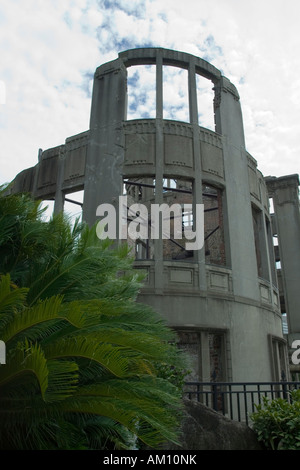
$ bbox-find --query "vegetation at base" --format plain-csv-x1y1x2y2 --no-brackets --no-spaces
0,187,187,450
251,389,300,450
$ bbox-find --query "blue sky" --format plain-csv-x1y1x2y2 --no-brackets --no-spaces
1,0,300,185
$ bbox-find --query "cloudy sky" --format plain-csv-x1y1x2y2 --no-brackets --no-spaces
1,0,300,186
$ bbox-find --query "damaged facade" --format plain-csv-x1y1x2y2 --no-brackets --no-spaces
9,48,300,383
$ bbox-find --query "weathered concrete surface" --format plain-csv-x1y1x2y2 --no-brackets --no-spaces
266,174,300,334
8,47,291,385
167,399,263,450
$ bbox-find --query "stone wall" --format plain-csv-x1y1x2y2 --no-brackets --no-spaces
165,399,263,450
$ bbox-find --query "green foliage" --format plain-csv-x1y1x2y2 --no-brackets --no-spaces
154,346,191,392
0,189,185,450
251,389,300,450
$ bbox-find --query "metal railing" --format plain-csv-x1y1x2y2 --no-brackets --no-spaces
184,381,300,425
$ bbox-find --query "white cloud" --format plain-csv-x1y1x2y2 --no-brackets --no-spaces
0,0,299,185
0,0,102,183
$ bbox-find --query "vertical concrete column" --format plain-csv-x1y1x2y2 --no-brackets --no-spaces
267,175,300,334
215,78,259,300
188,59,206,290
260,209,278,307
188,58,198,126
200,331,211,381
53,147,66,215
82,58,127,226
32,149,42,199
154,51,164,293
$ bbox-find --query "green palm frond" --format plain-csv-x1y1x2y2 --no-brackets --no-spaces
83,416,138,450
0,191,186,450
0,339,48,399
1,296,89,348
58,393,180,447
44,359,79,402
44,337,134,378
1,295,63,344
71,328,175,365
0,274,28,329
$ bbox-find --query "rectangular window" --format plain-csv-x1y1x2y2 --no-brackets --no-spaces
127,65,156,120
252,206,273,281
163,66,189,122
196,74,215,130
161,178,194,261
123,177,155,260
203,184,226,266
40,199,55,221
177,329,227,384
64,189,84,224
270,336,288,382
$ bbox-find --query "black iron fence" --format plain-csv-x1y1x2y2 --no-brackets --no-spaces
184,381,300,425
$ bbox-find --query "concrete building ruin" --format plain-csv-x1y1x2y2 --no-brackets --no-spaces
9,48,300,384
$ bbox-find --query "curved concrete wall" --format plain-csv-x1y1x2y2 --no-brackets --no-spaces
9,48,287,383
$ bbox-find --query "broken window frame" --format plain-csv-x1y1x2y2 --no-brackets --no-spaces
203,183,226,266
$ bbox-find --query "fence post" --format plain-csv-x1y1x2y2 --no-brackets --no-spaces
281,370,288,400
184,381,300,422
212,383,218,411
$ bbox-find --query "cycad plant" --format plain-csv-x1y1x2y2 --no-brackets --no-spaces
0,189,185,450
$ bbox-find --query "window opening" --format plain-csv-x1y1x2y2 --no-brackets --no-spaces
266,217,277,286
124,180,227,264
40,200,55,221
123,178,196,261
203,184,226,266
63,189,84,224
177,329,227,407
252,206,269,280
163,65,189,122
269,197,275,214
196,74,215,130
271,337,288,382
123,177,155,259
282,313,288,335
210,333,225,381
127,65,156,120
177,330,202,384
161,178,194,260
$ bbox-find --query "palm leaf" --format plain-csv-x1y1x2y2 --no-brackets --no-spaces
1,295,63,344
57,394,180,447
0,274,28,321
0,191,185,450
1,297,89,348
44,337,134,378
0,339,48,399
71,328,174,365
44,359,79,402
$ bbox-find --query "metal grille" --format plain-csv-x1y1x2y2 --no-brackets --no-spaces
184,381,300,425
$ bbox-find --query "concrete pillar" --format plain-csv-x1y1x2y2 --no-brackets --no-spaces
154,51,164,292
266,175,300,334
82,58,127,226
53,147,65,215
188,58,206,290
214,77,259,300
